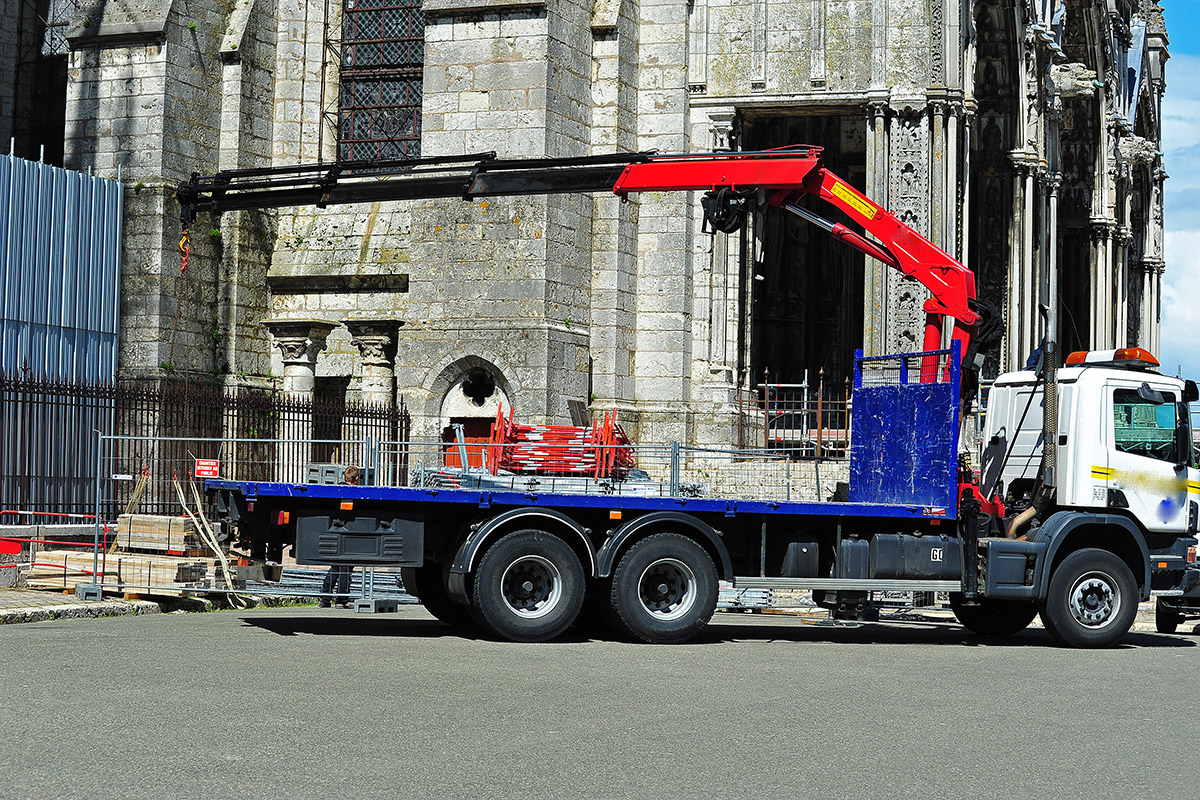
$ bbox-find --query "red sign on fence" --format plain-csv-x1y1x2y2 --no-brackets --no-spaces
194,459,220,478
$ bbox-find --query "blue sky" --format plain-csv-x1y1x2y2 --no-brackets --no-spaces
1158,1,1200,376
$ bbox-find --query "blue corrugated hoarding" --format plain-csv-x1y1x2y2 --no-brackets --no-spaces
0,152,123,380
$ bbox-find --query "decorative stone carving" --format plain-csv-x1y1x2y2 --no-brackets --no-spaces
345,318,405,406
346,319,403,366
887,110,930,352
931,0,944,83
263,319,337,364
1049,63,1098,98
273,338,311,361
262,318,338,396
1118,135,1158,165
709,111,736,151
1024,31,1042,149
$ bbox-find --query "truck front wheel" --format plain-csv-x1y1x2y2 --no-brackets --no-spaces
471,530,585,643
1040,548,1138,648
607,533,718,644
949,596,1038,637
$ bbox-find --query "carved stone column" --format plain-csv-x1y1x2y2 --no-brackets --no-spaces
862,98,890,357
1088,220,1116,348
262,318,338,397
929,98,947,250
262,318,338,483
345,319,404,407
1046,174,1062,357
1114,225,1134,345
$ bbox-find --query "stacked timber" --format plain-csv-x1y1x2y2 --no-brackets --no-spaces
115,514,207,557
24,549,214,595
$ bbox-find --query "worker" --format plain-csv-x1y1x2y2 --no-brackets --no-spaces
318,465,360,608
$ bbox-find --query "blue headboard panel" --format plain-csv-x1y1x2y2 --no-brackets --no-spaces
849,345,961,511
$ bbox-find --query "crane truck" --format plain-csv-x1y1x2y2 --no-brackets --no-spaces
178,146,1199,647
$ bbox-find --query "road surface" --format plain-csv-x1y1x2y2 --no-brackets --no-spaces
0,605,1194,799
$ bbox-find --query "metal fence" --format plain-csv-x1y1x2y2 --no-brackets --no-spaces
0,373,409,516
374,439,848,503
6,429,855,599
17,433,413,601
740,369,853,458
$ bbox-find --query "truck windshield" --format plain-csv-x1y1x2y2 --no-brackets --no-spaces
1113,388,1177,462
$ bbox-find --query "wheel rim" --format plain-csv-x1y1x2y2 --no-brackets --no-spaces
637,558,697,621
1068,570,1122,629
500,555,562,619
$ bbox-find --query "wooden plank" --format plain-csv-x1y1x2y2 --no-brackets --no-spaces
26,549,215,592
115,514,206,555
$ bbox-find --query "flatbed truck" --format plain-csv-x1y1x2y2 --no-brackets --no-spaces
180,147,1199,647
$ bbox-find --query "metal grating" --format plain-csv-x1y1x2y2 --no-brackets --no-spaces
338,0,424,161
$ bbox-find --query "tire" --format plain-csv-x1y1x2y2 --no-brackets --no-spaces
1040,548,1138,648
1155,599,1183,634
471,529,585,643
607,533,718,644
949,596,1038,637
401,564,475,630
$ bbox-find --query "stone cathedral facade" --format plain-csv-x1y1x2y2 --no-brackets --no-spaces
42,0,1168,445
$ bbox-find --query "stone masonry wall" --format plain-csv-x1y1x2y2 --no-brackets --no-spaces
54,0,1165,456
631,0,693,445
269,0,604,437
215,0,278,380
588,0,639,411
66,0,233,378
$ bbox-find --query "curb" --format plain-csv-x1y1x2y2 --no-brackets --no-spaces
0,600,161,625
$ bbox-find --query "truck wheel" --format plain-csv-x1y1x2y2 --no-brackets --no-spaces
471,530,584,643
401,565,474,630
607,533,718,644
1155,599,1183,634
1040,548,1138,648
949,596,1038,637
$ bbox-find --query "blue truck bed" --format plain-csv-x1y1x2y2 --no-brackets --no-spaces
207,346,963,522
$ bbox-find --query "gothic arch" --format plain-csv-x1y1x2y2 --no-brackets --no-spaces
421,351,522,427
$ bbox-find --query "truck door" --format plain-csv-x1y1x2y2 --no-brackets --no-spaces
1106,383,1190,534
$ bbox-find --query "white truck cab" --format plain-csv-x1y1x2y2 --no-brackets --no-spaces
983,347,1199,538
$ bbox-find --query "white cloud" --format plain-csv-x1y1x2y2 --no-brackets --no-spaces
1163,99,1200,153
1161,55,1200,378
1159,230,1200,378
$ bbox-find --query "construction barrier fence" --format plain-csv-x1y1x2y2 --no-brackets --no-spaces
3,427,852,603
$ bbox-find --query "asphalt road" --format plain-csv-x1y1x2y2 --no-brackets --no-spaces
0,606,1196,800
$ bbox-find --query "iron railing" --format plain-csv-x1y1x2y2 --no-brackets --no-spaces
739,368,853,458
0,374,410,516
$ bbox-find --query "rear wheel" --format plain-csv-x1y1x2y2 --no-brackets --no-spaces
1155,599,1183,634
471,530,585,643
401,564,474,630
949,596,1038,637
607,533,718,644
1040,548,1138,648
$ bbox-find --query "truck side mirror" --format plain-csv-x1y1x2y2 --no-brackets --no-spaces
1185,380,1199,404
1176,401,1193,469
1138,382,1166,404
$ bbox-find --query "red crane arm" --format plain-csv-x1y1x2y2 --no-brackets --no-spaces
177,145,982,373
614,147,979,363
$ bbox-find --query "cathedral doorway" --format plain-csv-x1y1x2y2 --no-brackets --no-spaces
739,113,866,389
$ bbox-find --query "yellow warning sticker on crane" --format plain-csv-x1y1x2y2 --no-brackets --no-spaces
830,181,879,221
